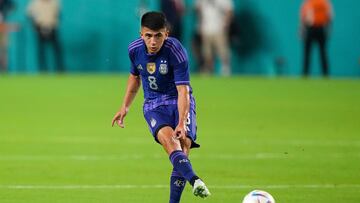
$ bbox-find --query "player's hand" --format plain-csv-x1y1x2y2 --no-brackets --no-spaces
111,107,128,128
174,123,187,141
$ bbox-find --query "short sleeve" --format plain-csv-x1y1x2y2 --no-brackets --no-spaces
129,49,139,76
166,38,190,85
173,61,190,86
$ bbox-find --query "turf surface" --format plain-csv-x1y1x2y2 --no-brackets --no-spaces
0,75,359,202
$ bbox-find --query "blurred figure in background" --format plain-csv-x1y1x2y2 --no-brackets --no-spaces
27,0,64,73
160,0,184,41
0,0,15,72
300,0,333,77
0,0,14,18
191,7,204,73
195,0,233,76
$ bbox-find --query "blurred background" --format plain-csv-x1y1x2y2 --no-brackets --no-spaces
1,1,360,202
1,0,359,76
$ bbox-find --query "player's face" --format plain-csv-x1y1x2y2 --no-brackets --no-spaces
141,27,168,54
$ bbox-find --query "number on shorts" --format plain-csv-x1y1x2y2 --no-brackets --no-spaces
186,113,191,132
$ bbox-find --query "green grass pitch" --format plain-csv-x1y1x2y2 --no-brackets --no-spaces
0,74,359,202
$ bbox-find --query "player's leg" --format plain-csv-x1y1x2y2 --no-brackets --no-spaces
180,137,210,198
144,105,210,199
180,100,210,198
169,168,186,203
157,128,210,199
143,108,186,202
168,136,191,203
157,127,198,183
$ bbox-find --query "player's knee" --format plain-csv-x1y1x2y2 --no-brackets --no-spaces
158,135,181,154
159,134,177,146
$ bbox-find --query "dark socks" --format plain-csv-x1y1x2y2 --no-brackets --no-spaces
169,150,198,185
169,169,186,203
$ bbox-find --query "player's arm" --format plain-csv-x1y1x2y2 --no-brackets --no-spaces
174,85,190,140
111,74,141,128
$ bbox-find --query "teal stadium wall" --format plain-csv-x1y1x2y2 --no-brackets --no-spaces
6,0,360,76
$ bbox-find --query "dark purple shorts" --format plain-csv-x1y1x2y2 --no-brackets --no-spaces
143,103,200,148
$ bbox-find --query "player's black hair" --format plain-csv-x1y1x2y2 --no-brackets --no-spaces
141,11,168,30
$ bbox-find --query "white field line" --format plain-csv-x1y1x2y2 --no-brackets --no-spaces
0,153,359,161
0,184,359,190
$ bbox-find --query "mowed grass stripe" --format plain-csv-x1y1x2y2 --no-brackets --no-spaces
1,184,360,190
0,152,359,161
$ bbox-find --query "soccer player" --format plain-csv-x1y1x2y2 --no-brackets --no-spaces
111,11,211,202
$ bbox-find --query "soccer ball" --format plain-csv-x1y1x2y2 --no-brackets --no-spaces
242,190,275,203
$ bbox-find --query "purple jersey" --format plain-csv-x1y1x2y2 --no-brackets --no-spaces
128,37,193,112
128,37,199,148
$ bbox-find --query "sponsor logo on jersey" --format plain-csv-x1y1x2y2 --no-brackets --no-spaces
150,118,157,127
147,63,156,74
137,64,143,70
159,64,168,75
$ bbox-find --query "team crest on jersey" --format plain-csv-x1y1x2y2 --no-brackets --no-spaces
137,64,143,70
147,63,156,74
159,64,168,75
